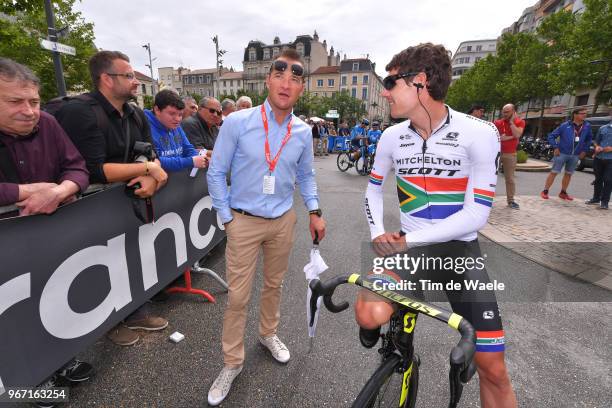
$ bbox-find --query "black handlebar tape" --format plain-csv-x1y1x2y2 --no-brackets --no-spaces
324,294,349,313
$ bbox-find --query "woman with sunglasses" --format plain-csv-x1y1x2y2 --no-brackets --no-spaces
357,43,517,408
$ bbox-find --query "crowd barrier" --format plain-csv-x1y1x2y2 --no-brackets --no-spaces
0,170,225,392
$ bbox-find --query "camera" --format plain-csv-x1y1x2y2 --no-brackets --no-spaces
132,141,157,163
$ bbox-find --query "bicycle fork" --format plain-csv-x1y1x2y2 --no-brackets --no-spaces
387,309,421,407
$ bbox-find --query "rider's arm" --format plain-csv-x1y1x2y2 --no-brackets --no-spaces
403,125,500,246
364,131,393,239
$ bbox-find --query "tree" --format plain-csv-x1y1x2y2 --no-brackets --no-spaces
538,0,612,114
0,0,97,101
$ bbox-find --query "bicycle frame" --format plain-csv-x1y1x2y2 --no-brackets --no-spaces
309,273,477,408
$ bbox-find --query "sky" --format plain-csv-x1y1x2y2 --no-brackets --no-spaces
73,0,537,79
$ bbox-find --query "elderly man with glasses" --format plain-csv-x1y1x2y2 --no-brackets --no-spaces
181,96,222,151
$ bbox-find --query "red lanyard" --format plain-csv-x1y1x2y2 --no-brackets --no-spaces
261,104,293,173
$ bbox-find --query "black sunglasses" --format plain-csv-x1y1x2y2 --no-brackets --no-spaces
207,108,222,116
382,72,419,91
270,60,304,77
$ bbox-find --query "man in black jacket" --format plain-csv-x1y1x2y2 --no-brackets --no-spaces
55,50,169,346
181,96,221,151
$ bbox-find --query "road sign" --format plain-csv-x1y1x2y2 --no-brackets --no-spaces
325,112,339,118
328,109,338,114
40,39,76,56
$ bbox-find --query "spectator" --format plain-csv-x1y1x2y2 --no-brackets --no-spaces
206,48,326,406
55,50,169,346
145,89,208,172
467,104,485,119
236,95,252,110
338,121,350,137
350,119,369,161
540,108,592,201
586,118,612,210
311,118,320,155
318,121,329,156
0,57,93,404
221,98,236,120
182,96,198,119
494,104,524,209
182,96,221,151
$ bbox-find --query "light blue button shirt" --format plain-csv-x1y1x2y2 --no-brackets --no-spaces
207,99,319,223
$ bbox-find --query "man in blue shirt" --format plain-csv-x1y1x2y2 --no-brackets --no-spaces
586,119,612,209
145,89,208,172
206,48,326,406
541,108,592,200
350,118,369,160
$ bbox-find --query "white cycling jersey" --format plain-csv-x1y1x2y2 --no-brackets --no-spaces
364,106,501,246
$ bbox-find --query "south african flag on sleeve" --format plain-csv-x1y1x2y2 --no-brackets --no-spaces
474,188,494,207
476,330,505,352
369,172,384,186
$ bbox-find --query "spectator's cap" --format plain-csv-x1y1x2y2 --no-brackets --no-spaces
361,119,370,126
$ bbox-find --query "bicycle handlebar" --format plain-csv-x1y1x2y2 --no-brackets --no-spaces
308,274,477,408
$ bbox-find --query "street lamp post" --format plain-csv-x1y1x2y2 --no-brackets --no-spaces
212,35,227,98
43,0,67,96
142,43,156,95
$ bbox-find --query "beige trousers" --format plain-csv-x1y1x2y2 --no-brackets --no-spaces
501,153,517,203
222,209,297,366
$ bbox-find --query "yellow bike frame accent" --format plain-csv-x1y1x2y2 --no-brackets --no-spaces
399,360,414,406
403,311,417,334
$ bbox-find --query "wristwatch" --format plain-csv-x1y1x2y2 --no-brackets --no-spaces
309,209,323,217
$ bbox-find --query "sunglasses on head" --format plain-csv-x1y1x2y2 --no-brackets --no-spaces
207,108,222,116
382,72,420,91
270,60,304,77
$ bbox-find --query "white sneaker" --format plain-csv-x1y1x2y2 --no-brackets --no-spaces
207,365,243,406
259,335,291,363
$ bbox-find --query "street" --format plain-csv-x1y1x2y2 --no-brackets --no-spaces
59,155,611,408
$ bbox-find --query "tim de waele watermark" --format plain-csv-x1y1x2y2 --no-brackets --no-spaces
371,253,505,291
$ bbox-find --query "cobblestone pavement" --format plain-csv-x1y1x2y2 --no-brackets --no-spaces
481,195,612,290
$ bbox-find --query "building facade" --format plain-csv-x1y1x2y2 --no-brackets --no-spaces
181,68,229,98
339,58,389,122
308,66,340,98
217,71,244,96
451,39,497,81
134,71,154,108
242,31,340,94
157,66,187,94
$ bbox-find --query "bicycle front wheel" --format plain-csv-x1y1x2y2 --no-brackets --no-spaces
352,354,419,408
337,152,351,172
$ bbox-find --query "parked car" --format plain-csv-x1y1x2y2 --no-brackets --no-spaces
576,116,611,171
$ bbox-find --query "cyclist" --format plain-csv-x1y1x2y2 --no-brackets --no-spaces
350,119,370,161
358,43,517,408
367,121,382,156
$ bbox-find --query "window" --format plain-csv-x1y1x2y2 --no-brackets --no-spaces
466,46,472,51
223,80,227,87
464,57,470,63
249,48,256,61
351,88,356,98
352,75,357,85
363,75,369,85
352,62,359,71
328,78,334,87
362,87,368,100
575,94,589,106
263,48,270,59
476,45,482,51
141,84,146,94
341,76,347,86
296,43,305,56
317,79,324,87
273,47,280,57
475,57,481,62
331,92,336,98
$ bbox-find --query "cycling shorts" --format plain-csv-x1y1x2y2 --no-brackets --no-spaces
366,240,505,352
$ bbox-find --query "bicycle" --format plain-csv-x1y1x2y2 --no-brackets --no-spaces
309,273,477,408
355,144,376,176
